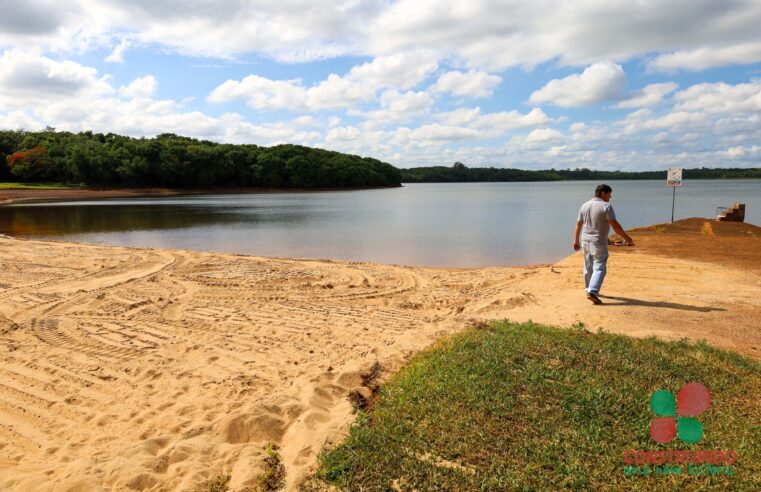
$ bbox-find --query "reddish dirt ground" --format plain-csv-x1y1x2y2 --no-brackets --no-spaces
615,218,761,273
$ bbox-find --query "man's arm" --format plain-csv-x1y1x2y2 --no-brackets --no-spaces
573,221,583,251
609,219,634,245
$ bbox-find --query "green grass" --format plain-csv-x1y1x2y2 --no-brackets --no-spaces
204,473,231,492
0,182,77,189
259,444,286,491
311,321,761,491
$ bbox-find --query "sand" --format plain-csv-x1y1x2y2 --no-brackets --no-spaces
0,219,760,490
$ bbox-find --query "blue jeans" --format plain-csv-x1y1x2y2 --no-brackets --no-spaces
583,242,608,295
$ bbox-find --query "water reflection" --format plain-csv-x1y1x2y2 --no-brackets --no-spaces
0,203,318,236
1,181,758,267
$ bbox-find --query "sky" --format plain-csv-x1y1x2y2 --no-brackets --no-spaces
1,1,760,171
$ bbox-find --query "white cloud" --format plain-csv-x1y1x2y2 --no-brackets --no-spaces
105,36,130,63
320,106,761,168
718,145,760,158
409,123,479,141
712,113,761,137
568,123,619,146
436,107,550,131
525,128,565,144
221,113,321,145
649,42,761,72
208,75,307,110
208,51,439,112
326,107,553,164
383,88,432,112
430,70,502,98
290,116,320,128
0,50,112,109
368,1,761,71
325,125,362,142
615,82,678,109
2,95,326,147
0,110,43,130
31,96,218,138
322,125,398,158
435,107,480,126
1,0,760,73
0,0,76,37
0,51,320,146
353,90,433,126
623,110,710,134
348,51,438,89
211,72,375,111
307,73,377,109
123,1,384,61
1,0,381,61
119,75,157,98
673,81,761,113
529,62,626,107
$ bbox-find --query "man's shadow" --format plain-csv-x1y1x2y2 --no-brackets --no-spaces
597,295,726,313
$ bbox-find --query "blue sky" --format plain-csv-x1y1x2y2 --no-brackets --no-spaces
1,0,760,170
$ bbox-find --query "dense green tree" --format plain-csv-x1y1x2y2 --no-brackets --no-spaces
0,130,24,179
1,129,402,188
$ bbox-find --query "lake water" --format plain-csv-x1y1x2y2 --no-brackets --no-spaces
2,180,759,267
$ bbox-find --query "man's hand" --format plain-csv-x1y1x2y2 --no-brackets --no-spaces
573,221,583,252
609,219,634,246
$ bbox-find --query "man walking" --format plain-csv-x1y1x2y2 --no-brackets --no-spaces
573,184,634,304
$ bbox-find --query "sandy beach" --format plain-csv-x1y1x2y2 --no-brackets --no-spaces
1,218,760,490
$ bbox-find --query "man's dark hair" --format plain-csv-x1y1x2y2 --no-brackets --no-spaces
595,184,612,197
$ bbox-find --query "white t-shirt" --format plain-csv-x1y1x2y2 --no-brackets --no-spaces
577,197,616,247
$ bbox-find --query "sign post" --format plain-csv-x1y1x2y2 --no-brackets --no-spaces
667,167,683,223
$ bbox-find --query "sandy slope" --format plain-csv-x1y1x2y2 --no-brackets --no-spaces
0,220,759,490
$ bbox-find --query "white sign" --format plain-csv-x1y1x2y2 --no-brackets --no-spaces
667,167,683,187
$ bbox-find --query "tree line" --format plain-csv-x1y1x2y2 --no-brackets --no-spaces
0,129,402,189
401,162,761,182
3,130,757,189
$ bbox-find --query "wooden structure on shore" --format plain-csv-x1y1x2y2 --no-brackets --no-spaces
717,203,746,222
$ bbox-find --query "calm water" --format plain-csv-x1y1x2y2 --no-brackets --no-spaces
2,180,759,267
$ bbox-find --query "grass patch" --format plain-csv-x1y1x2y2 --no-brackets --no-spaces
204,473,231,492
259,443,286,491
314,321,761,490
348,361,383,411
0,182,77,190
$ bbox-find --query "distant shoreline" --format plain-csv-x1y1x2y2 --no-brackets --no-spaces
0,185,401,206
5,177,760,206
401,177,761,183
400,165,761,183
400,176,761,183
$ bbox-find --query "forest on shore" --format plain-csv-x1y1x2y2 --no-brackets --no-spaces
2,129,758,189
0,129,402,189
401,162,761,182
